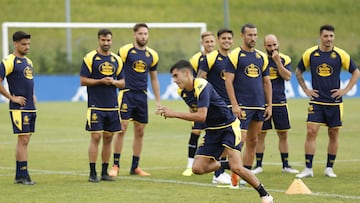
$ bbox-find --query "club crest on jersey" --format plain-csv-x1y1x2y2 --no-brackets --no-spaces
133,60,147,73
269,67,278,80
23,66,33,79
330,52,337,59
98,62,115,76
145,51,150,58
316,63,332,77
244,64,260,78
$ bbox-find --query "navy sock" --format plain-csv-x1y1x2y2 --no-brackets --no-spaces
188,133,199,158
101,163,109,176
131,156,140,171
305,154,314,168
256,183,269,197
113,153,121,167
326,154,336,168
281,153,289,168
244,165,252,170
18,161,28,178
89,163,96,176
220,160,230,170
255,153,264,167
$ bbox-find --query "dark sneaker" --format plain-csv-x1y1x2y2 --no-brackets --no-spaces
14,176,36,185
101,175,115,181
88,175,99,183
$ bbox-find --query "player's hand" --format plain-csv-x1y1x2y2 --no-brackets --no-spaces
11,95,27,106
156,106,174,119
263,105,272,121
272,49,281,62
101,77,114,85
232,105,242,119
330,89,345,100
304,89,319,100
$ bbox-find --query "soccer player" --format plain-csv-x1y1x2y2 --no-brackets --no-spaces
197,28,234,184
182,31,216,177
224,23,272,186
251,34,299,175
110,23,161,176
157,60,274,203
295,24,360,178
0,31,36,185
80,29,125,182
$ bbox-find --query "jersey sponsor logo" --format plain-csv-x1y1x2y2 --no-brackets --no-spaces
269,67,278,80
316,63,333,77
23,66,33,79
244,64,260,78
98,61,115,76
132,60,147,73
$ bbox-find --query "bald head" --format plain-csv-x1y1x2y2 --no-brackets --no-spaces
264,34,279,56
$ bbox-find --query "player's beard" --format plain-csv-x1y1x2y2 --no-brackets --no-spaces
136,38,148,48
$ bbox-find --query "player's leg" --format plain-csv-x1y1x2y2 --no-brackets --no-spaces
325,127,339,177
252,131,266,174
192,156,221,175
277,131,298,173
109,120,128,176
130,121,150,176
88,132,102,182
100,131,115,181
242,120,263,169
226,148,273,202
182,128,201,176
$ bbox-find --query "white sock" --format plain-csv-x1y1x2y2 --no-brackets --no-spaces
187,158,194,168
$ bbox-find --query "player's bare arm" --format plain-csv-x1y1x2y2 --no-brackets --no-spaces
295,68,319,99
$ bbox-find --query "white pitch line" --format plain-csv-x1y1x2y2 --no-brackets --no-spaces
0,167,359,200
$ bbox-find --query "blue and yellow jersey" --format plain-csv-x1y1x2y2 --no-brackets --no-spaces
0,54,35,110
189,51,205,77
268,53,292,104
118,43,159,91
80,50,124,109
199,50,230,105
178,78,235,128
298,46,358,104
225,47,269,108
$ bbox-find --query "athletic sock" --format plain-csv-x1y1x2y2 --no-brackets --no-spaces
220,160,230,170
17,161,28,178
255,153,264,168
113,153,121,167
89,162,96,177
188,133,199,158
256,183,269,197
244,165,252,170
305,154,314,168
131,156,140,171
326,154,336,168
281,152,289,168
101,163,109,176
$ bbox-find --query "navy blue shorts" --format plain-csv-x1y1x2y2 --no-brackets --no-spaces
262,104,291,131
196,119,241,160
239,109,265,130
86,108,121,132
307,103,342,127
10,110,36,134
119,90,148,123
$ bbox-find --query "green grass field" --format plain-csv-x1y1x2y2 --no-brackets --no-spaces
0,99,359,203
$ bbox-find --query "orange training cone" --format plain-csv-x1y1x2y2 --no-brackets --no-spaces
285,179,312,194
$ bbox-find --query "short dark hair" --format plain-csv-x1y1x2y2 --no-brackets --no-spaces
12,31,31,42
98,29,112,38
241,23,256,34
133,23,148,32
320,24,335,34
170,60,193,74
217,28,233,38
